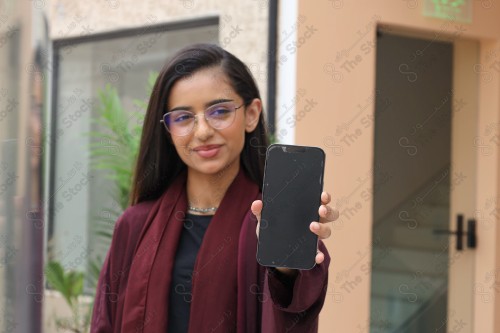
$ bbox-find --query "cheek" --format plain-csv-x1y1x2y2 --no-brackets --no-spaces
226,125,246,154
172,137,192,160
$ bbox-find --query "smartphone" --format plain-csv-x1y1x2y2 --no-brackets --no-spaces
256,144,325,270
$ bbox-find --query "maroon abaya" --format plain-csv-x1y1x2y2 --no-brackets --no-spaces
90,167,330,332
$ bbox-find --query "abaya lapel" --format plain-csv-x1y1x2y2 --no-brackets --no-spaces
121,170,188,332
121,167,260,333
188,168,259,333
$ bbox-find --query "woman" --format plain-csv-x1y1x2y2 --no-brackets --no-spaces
90,43,338,333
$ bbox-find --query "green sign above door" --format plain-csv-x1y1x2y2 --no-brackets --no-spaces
423,0,472,23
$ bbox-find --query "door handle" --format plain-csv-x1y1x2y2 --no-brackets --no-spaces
433,214,477,251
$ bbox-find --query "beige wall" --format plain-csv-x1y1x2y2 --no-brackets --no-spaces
49,0,269,110
295,1,500,332
476,39,500,333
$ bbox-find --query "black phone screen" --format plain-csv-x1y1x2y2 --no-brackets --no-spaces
256,144,325,270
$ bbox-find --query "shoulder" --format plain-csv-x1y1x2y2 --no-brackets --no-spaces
105,199,158,271
112,199,157,241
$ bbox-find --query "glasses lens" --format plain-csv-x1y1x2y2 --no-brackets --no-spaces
164,110,195,136
206,103,236,129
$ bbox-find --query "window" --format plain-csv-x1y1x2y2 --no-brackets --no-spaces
49,17,218,284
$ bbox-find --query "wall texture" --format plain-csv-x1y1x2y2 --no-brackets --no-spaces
49,0,270,109
295,1,500,332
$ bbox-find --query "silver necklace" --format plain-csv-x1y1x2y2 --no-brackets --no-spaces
187,204,218,213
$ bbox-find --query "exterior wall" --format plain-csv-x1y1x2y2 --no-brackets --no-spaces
295,1,500,332
476,39,500,333
48,0,269,110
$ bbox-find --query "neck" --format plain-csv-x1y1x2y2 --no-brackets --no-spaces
186,161,241,215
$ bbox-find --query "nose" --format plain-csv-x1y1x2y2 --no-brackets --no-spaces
193,113,214,140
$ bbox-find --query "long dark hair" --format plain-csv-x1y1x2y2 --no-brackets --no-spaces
130,43,270,205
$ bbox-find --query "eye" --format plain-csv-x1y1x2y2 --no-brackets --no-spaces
171,111,194,123
208,105,232,117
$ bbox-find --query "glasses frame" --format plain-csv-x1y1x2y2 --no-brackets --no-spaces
160,102,245,136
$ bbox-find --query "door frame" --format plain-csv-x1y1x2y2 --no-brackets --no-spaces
377,24,500,333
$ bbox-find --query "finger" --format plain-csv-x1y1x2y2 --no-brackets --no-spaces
251,200,262,223
321,191,331,205
319,205,339,223
315,251,325,264
252,200,263,237
310,221,332,239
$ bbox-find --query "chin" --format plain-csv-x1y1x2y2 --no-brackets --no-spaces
193,159,238,176
191,162,226,175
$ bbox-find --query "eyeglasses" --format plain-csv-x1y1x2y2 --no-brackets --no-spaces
161,101,245,136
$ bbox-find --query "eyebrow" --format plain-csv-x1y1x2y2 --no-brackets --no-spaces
169,99,234,112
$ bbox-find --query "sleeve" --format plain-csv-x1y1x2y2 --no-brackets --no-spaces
90,212,131,333
90,250,115,333
262,240,330,332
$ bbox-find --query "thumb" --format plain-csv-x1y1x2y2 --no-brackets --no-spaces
251,200,263,237
251,200,263,222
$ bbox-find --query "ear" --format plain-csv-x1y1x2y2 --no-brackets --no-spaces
244,98,262,133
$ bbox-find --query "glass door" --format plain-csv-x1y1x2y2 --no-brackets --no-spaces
369,30,477,333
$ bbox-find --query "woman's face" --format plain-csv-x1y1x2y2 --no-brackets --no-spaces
167,66,261,176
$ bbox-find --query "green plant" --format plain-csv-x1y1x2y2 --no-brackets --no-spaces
45,72,157,332
89,72,157,212
45,261,91,333
89,72,157,241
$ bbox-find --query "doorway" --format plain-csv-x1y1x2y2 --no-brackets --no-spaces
370,29,478,333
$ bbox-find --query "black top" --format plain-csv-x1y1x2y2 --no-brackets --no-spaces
167,212,213,333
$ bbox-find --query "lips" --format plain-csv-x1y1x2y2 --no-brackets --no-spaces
193,144,222,158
